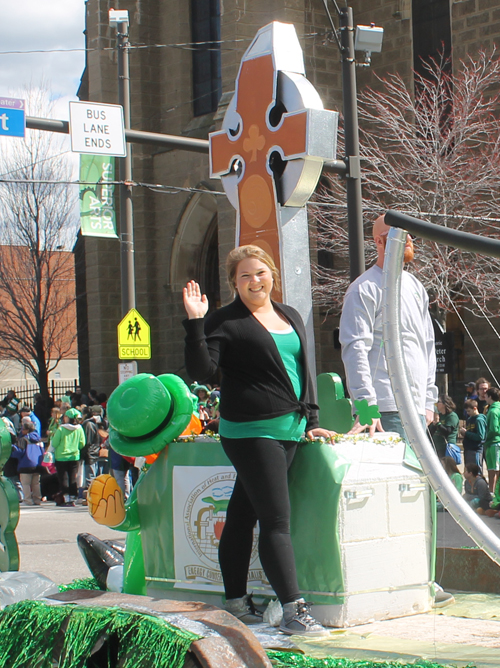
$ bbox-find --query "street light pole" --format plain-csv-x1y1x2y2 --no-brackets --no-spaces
339,6,365,282
321,1,365,282
116,18,136,314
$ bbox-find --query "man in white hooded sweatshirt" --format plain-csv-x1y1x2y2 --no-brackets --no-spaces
339,214,438,439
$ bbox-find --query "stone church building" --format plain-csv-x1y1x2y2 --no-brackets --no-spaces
76,0,500,401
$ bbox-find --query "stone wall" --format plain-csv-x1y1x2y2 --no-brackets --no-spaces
81,0,500,396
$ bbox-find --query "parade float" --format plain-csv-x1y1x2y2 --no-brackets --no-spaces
1,19,500,668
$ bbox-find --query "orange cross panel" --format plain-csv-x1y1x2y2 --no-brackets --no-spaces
210,55,308,176
209,51,311,299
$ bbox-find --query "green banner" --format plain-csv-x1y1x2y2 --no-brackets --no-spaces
79,154,118,238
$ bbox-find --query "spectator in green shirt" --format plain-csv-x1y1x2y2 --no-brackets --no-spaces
459,399,486,467
430,395,460,460
484,387,500,493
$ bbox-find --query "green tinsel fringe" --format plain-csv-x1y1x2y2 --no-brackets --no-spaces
266,651,477,668
59,576,103,592
0,600,200,668
0,600,69,668
0,601,479,668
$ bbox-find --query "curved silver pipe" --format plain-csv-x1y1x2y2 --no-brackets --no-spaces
382,227,500,565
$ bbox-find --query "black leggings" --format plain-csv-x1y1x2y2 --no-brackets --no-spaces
55,460,79,497
219,436,300,604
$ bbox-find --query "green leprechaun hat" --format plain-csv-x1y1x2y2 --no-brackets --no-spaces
107,373,193,457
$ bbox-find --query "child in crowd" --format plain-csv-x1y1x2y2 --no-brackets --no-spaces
436,457,463,511
442,456,463,493
463,463,492,513
460,400,486,467
430,395,460,461
12,421,44,505
47,407,61,446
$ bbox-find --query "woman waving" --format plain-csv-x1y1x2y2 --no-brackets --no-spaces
183,245,334,635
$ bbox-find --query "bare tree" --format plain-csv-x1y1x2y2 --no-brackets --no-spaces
0,87,78,402
312,49,500,327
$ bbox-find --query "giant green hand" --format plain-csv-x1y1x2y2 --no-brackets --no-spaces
0,476,20,571
0,420,19,571
0,419,13,470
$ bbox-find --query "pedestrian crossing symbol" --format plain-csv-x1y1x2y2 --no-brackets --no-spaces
117,309,151,360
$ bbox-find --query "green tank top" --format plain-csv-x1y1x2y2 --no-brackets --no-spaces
219,327,307,441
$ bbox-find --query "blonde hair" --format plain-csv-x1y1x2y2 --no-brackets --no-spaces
226,245,280,293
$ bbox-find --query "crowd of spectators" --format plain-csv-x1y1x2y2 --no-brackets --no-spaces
432,377,500,518
0,386,137,508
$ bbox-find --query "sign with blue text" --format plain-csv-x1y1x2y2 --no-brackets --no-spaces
0,97,25,138
69,101,126,157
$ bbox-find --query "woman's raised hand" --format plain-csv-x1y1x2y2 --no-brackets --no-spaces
183,280,209,319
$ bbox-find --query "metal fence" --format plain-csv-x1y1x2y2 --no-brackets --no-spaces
0,380,79,407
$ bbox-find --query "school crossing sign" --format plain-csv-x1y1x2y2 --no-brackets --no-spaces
118,309,151,360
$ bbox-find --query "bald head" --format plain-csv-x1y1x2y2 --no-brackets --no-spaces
373,214,414,267
372,215,389,241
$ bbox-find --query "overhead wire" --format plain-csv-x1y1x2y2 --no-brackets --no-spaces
312,201,500,226
0,33,323,57
463,284,500,342
0,150,74,180
447,299,500,388
0,177,225,196
5,176,500,227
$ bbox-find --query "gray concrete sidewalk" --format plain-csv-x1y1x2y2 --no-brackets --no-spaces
436,508,500,548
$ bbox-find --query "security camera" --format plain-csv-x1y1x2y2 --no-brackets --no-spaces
109,9,129,27
354,24,384,66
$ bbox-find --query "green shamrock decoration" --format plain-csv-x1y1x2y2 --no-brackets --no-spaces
317,373,355,434
0,419,20,571
354,399,381,426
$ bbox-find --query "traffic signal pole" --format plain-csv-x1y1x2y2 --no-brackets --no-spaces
339,6,365,282
116,20,136,315
321,0,365,282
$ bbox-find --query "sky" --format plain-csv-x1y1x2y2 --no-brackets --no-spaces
0,0,86,118
0,1,87,247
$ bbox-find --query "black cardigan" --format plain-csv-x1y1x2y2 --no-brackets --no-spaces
183,296,319,431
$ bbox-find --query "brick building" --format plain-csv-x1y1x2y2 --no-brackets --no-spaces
0,246,78,393
76,0,500,402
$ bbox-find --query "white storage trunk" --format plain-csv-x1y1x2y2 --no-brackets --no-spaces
313,434,433,627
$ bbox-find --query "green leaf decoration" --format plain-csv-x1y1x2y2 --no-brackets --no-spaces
354,399,381,426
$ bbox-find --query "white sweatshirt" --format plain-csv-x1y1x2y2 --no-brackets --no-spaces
339,265,438,416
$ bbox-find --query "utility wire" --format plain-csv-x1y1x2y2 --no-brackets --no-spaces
448,299,500,387
0,150,74,180
0,33,323,57
0,177,225,196
5,178,500,220
463,284,500,342
312,202,500,226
